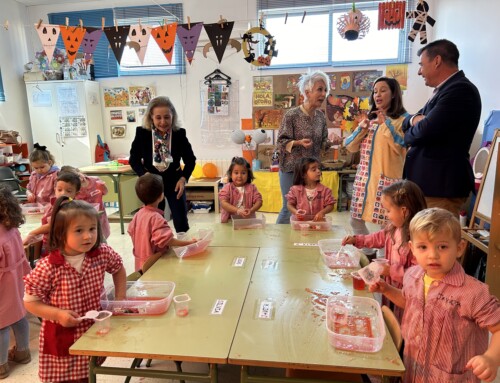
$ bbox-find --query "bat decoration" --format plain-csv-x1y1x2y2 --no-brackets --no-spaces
103,25,131,64
203,39,241,58
406,0,435,44
176,22,204,64
203,20,234,63
241,26,278,66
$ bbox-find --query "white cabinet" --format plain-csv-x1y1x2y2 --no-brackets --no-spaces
25,80,104,168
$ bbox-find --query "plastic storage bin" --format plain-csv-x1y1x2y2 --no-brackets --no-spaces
173,229,214,258
191,201,213,214
326,295,385,353
231,214,266,230
318,239,361,269
100,281,175,315
21,203,45,215
290,214,332,231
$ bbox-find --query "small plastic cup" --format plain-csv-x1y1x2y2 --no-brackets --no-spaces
299,223,309,236
296,209,306,221
173,294,191,317
94,311,112,336
351,271,366,291
176,232,187,240
371,258,389,265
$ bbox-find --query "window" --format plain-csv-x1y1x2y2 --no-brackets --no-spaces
257,0,412,69
49,4,184,78
0,68,4,102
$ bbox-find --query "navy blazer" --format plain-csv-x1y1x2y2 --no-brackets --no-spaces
129,126,196,189
402,71,481,198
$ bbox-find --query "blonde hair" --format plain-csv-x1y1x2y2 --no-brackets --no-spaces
297,70,330,99
409,208,462,243
142,96,180,132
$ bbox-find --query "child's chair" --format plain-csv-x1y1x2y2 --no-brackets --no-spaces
381,305,403,383
24,238,42,268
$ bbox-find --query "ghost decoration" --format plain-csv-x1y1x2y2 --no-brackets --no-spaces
337,4,370,41
60,26,86,65
128,24,152,64
35,23,61,63
406,0,435,44
103,25,130,64
151,23,177,64
378,1,406,30
203,21,234,63
176,22,204,64
82,27,103,61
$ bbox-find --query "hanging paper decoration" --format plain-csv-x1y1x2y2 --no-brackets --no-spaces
35,23,61,63
151,23,177,64
203,20,234,63
406,0,435,44
103,26,130,64
60,26,86,65
378,1,406,30
337,3,370,41
82,27,103,61
241,26,278,67
176,22,203,64
127,24,152,64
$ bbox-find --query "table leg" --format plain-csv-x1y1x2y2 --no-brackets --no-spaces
115,174,125,234
89,356,97,383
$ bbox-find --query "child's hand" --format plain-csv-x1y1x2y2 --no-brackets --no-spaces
237,208,251,217
189,238,198,244
23,233,37,246
27,194,35,203
466,354,498,382
313,212,324,222
57,309,81,327
368,279,389,294
381,264,390,277
342,236,356,246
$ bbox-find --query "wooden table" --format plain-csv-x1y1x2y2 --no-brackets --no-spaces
80,164,140,234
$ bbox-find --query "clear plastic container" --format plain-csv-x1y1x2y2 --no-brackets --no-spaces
358,262,385,285
173,229,214,258
100,281,175,315
318,239,361,269
231,214,266,230
326,295,385,353
290,214,332,231
21,203,45,215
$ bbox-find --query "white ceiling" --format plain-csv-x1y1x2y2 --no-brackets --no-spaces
15,0,96,6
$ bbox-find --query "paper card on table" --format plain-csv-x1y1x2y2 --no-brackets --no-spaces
211,299,227,315
261,259,278,270
255,299,275,320
232,257,246,267
293,242,319,247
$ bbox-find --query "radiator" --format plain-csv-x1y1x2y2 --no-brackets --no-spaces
196,159,232,177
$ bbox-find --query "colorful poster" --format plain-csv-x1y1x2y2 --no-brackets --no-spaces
110,110,123,120
253,109,284,130
274,94,296,109
207,84,229,115
253,76,273,107
127,110,136,122
103,87,129,107
353,71,383,92
386,64,408,90
129,86,155,106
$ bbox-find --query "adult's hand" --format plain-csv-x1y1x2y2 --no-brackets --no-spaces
175,177,186,199
301,138,312,149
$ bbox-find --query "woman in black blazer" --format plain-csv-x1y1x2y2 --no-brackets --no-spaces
129,96,196,232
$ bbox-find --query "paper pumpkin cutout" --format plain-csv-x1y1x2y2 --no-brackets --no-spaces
35,23,61,63
152,23,177,64
60,26,86,65
242,26,278,66
176,22,204,64
406,0,435,44
128,24,152,64
103,26,130,64
337,6,370,41
203,21,234,63
82,27,103,61
378,1,406,30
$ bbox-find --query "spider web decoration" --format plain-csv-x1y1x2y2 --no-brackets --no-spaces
337,4,370,41
199,80,239,148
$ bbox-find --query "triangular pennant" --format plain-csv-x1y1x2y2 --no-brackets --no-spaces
128,24,152,64
203,21,234,63
60,26,87,65
378,1,406,30
82,27,103,61
35,23,61,63
151,23,177,64
176,22,203,64
103,25,130,64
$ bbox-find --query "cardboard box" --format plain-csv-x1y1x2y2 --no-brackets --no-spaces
186,190,214,201
257,145,276,169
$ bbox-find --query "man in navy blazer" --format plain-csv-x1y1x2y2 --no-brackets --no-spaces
402,39,481,216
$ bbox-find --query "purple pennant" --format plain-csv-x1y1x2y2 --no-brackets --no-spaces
176,22,203,64
82,27,103,61
203,21,234,64
103,25,130,64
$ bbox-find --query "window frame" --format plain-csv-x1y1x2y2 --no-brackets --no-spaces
0,68,5,102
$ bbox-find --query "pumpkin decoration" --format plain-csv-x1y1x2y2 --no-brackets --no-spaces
337,3,370,41
152,23,178,64
378,1,406,30
60,26,86,65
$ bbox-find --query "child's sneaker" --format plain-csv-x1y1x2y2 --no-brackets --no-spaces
0,362,9,379
8,347,31,364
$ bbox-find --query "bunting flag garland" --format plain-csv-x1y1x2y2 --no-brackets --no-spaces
82,27,103,61
128,24,152,64
103,25,130,64
176,22,203,64
203,21,234,64
378,1,406,30
151,23,178,64
60,26,86,64
35,23,61,63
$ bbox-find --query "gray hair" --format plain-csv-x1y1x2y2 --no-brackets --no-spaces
297,70,330,99
142,96,181,132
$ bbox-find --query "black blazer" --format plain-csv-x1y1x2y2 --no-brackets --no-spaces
129,126,196,190
402,71,481,198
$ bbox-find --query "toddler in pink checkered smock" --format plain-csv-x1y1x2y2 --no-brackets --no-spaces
23,197,127,383
370,208,500,383
285,157,335,222
26,143,59,205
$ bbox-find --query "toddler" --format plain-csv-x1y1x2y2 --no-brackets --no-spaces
26,143,59,205
128,173,198,271
286,157,335,221
370,208,500,382
0,187,32,379
342,180,427,321
24,196,126,383
219,157,263,223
